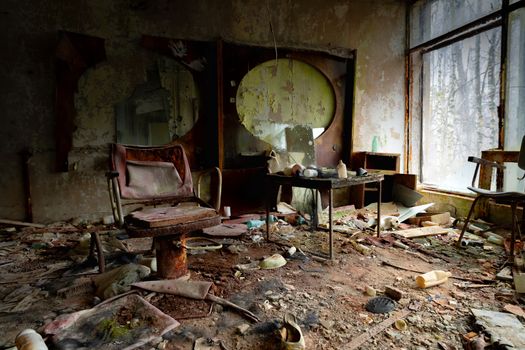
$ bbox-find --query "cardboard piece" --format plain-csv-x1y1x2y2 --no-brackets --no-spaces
277,202,297,214
364,202,399,216
407,212,451,226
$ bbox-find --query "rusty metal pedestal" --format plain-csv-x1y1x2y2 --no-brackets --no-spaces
154,234,188,279
126,213,221,279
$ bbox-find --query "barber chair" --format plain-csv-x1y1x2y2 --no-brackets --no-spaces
90,143,221,278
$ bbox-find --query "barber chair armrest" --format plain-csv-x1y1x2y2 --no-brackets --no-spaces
106,170,124,227
196,167,222,212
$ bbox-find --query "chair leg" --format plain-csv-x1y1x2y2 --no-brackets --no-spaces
457,196,482,248
90,232,105,273
89,234,96,259
510,202,517,261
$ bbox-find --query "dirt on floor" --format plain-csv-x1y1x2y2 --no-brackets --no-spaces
0,218,521,350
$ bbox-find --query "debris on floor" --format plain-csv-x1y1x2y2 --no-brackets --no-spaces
94,263,151,299
0,213,524,349
471,308,525,348
44,293,179,349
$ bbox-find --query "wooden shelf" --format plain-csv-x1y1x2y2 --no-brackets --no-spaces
350,152,401,208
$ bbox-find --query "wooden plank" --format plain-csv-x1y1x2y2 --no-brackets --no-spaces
128,216,221,238
394,225,448,238
347,309,411,350
481,150,519,163
406,212,451,226
0,219,45,228
129,206,217,228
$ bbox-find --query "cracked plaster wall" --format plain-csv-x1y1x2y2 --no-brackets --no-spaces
0,0,406,223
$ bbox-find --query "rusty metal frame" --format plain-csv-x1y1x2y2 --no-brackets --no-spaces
420,19,502,55
409,0,525,53
404,2,411,173
499,0,510,151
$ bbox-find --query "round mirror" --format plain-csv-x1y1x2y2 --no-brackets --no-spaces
236,58,335,150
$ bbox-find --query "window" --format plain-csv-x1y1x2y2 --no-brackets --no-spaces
409,0,525,193
410,0,501,48
421,28,501,192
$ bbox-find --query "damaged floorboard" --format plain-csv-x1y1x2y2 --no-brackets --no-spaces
0,220,522,349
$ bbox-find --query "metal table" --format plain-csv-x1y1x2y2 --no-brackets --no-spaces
265,173,384,259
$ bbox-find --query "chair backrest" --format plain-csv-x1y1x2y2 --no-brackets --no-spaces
519,135,525,171
111,143,194,200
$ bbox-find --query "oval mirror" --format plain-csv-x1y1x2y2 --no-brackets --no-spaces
116,57,199,146
236,58,335,150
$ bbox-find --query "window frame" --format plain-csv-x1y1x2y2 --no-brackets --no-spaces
406,0,525,194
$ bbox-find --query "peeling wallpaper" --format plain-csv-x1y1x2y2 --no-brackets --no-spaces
0,0,406,223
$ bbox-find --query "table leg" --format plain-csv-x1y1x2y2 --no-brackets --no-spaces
329,188,334,260
266,184,271,241
312,189,318,232
377,180,382,238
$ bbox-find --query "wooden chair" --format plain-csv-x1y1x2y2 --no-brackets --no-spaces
90,143,221,278
457,135,525,260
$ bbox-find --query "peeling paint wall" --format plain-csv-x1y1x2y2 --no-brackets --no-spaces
1,0,406,223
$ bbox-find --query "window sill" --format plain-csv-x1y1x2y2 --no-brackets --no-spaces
418,185,475,199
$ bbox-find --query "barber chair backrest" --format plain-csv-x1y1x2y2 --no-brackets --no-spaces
111,143,194,200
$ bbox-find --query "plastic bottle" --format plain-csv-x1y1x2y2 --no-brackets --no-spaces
487,234,503,246
139,257,157,272
337,160,348,179
15,329,48,350
372,136,379,152
415,270,452,288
